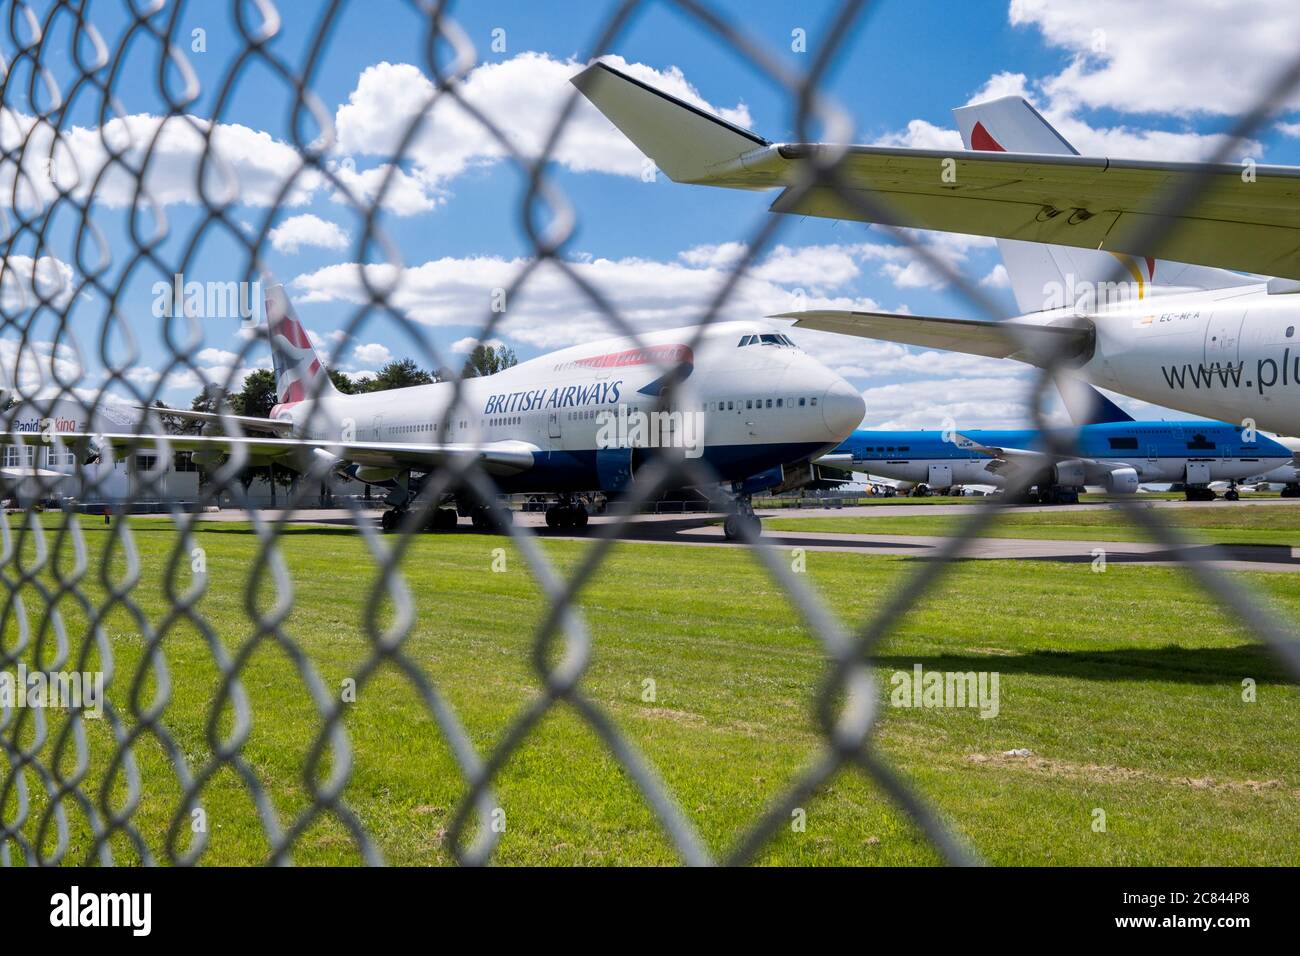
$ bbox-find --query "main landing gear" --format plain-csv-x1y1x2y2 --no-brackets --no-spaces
1035,485,1080,505
430,508,459,530
722,496,762,541
470,504,513,531
379,475,415,532
1184,486,1217,502
545,496,589,530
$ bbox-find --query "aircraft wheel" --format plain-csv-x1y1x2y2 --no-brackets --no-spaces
431,508,458,530
572,504,589,528
547,505,576,528
1225,489,1239,501
747,514,762,537
723,514,743,540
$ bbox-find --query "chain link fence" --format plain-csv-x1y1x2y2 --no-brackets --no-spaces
1,0,1298,866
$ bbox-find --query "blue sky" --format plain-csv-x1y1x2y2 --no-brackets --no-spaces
6,0,1300,428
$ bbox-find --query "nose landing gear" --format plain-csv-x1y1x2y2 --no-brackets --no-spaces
722,496,762,540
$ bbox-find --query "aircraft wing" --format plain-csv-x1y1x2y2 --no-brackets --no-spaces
0,432,539,477
1,466,70,479
773,309,1093,364
574,61,1300,281
814,452,855,471
137,406,295,437
956,434,1091,481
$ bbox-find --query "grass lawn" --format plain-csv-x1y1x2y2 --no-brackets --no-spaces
756,495,981,507
756,491,1214,508
764,503,1300,547
3,513,1299,865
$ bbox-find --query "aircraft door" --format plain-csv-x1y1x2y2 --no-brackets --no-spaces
1204,311,1244,368
548,411,561,439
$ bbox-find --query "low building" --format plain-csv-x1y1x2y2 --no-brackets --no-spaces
2,399,367,509
2,400,199,507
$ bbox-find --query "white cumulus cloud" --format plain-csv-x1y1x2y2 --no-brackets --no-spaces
352,342,393,366
268,214,350,254
330,54,753,211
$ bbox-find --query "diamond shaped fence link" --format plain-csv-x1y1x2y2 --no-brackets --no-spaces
0,0,1296,868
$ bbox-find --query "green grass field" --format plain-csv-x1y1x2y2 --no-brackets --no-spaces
3,513,1299,865
755,491,1219,508
764,503,1300,547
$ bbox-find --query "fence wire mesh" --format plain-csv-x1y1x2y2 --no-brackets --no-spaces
0,0,1298,867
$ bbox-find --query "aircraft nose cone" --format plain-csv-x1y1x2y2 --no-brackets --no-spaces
821,380,865,440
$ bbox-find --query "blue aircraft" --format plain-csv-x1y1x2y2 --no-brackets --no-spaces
818,385,1293,503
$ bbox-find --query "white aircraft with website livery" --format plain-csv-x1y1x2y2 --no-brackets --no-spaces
573,63,1300,435
1,285,864,536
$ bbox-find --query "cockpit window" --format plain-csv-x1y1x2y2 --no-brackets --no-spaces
739,332,800,348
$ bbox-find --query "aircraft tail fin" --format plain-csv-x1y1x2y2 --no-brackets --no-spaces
1056,376,1134,426
571,61,770,185
264,281,338,410
952,97,1256,313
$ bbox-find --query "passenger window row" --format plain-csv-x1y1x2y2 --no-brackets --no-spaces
702,396,817,411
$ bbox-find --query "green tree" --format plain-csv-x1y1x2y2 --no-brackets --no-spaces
461,343,518,378
190,384,222,414
151,399,192,435
328,367,360,394
186,376,292,498
235,368,277,418
364,358,435,392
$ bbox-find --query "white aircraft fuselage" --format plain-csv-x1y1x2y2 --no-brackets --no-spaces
1016,284,1300,435
269,320,865,495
